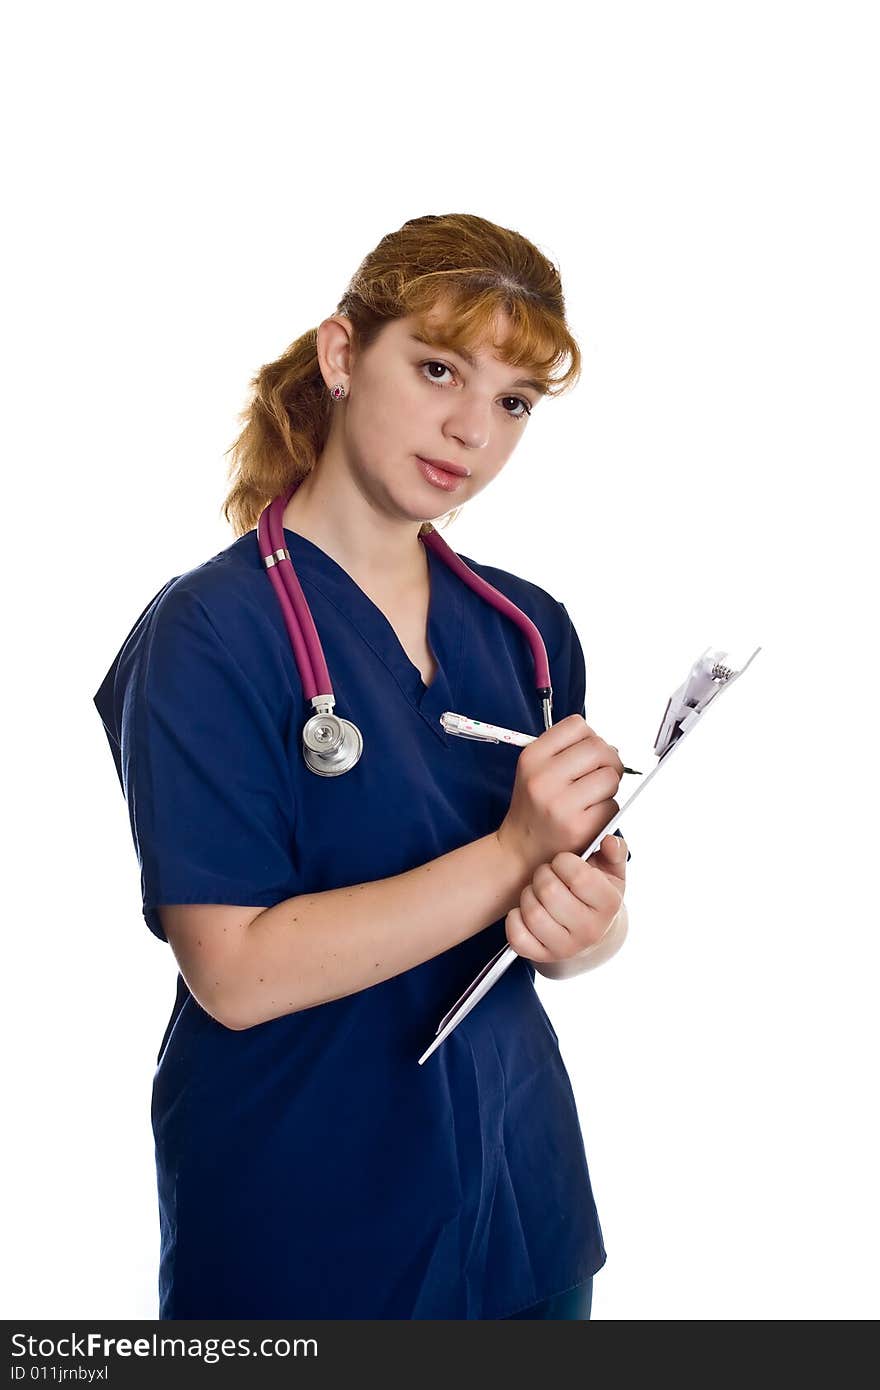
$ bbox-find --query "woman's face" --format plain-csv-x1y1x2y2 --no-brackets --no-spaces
329,308,543,524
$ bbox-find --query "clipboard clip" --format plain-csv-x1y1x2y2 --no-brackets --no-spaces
653,647,754,758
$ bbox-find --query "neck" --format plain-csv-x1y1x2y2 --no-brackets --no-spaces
281,449,430,589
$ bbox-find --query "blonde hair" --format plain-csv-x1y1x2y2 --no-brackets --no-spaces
221,212,582,539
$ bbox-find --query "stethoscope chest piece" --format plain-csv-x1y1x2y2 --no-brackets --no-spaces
302,712,364,777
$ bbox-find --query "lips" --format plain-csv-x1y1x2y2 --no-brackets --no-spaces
415,456,468,493
417,456,470,477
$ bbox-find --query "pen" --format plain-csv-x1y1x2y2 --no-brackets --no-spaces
440,712,642,775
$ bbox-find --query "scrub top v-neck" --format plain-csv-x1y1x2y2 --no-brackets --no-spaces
286,527,464,743
93,524,626,1320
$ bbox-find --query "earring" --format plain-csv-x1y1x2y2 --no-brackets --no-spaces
330,384,346,400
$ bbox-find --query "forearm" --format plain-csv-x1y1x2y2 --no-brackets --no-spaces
227,830,531,1028
533,903,629,981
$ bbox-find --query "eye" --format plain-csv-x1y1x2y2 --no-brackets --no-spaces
419,360,532,421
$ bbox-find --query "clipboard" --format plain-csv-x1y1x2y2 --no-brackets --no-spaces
418,644,762,1065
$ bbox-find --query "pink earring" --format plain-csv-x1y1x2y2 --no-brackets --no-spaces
330,384,346,400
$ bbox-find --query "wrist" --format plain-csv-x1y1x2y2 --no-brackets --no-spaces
493,824,533,905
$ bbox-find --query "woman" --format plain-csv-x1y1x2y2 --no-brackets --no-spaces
93,212,631,1321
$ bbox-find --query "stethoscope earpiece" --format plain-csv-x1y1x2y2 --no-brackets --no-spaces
302,713,364,777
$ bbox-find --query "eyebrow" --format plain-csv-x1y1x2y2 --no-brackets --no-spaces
408,332,547,397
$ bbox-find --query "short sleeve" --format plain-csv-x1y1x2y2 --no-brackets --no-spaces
94,583,302,942
558,602,632,865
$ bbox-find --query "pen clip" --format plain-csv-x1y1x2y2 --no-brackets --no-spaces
439,713,501,744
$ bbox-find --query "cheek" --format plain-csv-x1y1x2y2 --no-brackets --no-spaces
356,375,427,445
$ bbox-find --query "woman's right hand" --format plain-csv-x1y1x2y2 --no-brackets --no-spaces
496,714,624,877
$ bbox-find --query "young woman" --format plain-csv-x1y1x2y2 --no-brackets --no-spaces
94,212,631,1321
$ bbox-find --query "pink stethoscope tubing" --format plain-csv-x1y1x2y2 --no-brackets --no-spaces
257,480,554,768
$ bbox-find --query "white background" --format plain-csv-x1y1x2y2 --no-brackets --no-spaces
3,0,877,1321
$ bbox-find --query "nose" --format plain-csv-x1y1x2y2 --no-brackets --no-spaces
445,401,493,452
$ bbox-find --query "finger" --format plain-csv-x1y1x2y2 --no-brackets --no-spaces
553,848,623,912
608,744,626,779
530,713,598,758
519,881,578,953
605,833,628,865
587,832,628,876
505,905,556,963
534,860,617,952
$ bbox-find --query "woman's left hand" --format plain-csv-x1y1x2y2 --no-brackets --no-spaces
505,834,628,964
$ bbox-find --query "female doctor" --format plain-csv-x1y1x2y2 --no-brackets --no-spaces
93,211,631,1321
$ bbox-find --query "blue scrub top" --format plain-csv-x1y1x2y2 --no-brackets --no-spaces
93,525,630,1320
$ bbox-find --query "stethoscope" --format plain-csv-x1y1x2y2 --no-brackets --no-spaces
257,481,555,776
